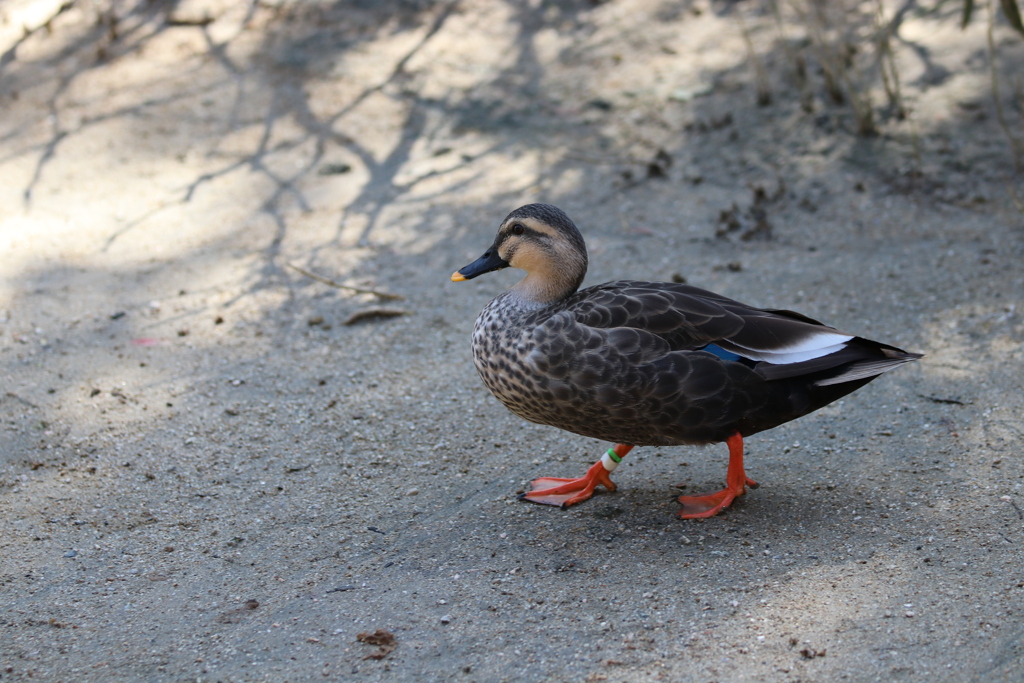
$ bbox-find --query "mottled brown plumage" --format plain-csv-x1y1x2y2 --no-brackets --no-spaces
452,203,921,517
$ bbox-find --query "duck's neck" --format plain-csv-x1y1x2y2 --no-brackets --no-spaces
509,275,571,307
508,253,586,307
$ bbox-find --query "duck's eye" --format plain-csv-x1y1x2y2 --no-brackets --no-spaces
511,223,525,236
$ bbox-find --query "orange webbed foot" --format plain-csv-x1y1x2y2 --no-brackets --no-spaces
520,444,633,509
520,461,616,508
676,433,756,519
676,485,748,518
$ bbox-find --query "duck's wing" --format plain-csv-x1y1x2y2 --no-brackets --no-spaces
556,281,918,386
562,281,850,356
561,281,746,349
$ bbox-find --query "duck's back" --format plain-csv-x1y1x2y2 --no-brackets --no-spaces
472,281,917,447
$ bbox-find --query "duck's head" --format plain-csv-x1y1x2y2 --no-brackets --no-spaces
451,204,589,304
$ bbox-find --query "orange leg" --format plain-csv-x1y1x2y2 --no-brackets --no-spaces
676,432,758,519
520,444,633,508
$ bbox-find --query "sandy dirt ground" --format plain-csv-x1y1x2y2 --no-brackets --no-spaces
2,0,1024,680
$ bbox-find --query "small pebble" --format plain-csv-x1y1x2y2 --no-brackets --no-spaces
64,549,77,558
440,614,452,624
406,488,419,496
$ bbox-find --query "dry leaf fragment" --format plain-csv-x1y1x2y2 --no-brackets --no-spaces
357,629,394,646
343,308,410,325
357,628,396,659
216,599,260,624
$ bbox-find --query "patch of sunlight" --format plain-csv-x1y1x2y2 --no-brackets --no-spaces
328,21,448,92
917,301,1024,380
737,551,915,650
915,300,1023,467
0,0,69,53
372,146,577,254
333,90,421,167
0,213,74,269
402,3,520,98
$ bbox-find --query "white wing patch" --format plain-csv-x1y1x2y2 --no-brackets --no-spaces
728,331,853,365
814,357,918,386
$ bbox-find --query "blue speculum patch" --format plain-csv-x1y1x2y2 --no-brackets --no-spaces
701,344,743,362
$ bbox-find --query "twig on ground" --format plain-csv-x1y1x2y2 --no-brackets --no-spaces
917,394,968,405
739,10,772,106
874,0,906,119
769,0,814,111
286,263,404,301
987,0,1024,171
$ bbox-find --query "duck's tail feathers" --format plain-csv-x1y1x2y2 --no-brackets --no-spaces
813,349,922,387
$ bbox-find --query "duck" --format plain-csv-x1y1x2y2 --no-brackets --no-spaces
451,203,921,518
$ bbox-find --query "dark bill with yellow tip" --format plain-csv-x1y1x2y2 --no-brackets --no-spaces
451,248,509,282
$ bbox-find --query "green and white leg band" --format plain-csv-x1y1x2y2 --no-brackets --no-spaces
600,448,622,473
